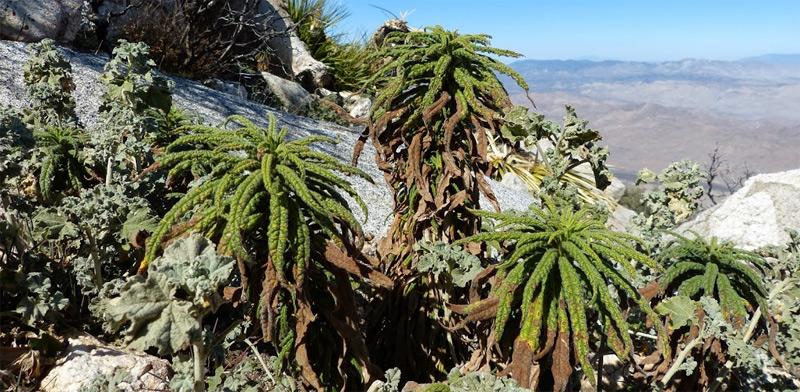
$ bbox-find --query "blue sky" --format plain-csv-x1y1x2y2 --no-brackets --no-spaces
332,1,800,62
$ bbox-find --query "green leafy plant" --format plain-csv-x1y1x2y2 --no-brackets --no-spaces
414,241,483,289
353,24,531,381
141,114,386,390
354,25,530,260
34,126,90,202
628,160,706,250
22,39,79,129
32,182,157,295
653,296,767,391
96,234,234,392
429,367,528,392
86,40,176,182
454,200,668,390
0,106,33,188
651,232,785,390
658,232,769,328
99,40,172,117
491,105,614,209
759,229,800,386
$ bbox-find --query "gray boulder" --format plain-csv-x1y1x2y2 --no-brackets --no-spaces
260,71,314,110
679,169,800,249
0,39,535,240
0,0,84,43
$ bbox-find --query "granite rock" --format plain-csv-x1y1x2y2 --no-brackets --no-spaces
679,169,800,249
39,333,171,392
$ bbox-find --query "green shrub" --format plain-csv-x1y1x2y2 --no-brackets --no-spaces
142,114,387,390
455,200,668,389
22,39,79,129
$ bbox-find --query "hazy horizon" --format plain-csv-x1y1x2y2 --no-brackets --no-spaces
334,0,800,63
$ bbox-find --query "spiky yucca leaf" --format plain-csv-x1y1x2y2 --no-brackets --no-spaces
456,199,668,388
140,114,382,390
659,231,770,328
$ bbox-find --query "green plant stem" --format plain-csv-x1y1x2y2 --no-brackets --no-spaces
707,306,762,392
192,340,207,392
105,157,113,185
630,330,658,340
84,225,103,288
597,332,606,392
532,139,551,170
658,335,704,388
243,337,276,384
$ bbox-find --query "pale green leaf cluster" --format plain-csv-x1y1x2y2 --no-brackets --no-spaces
491,105,615,209
97,234,234,355
32,182,156,294
755,229,800,378
88,40,179,179
654,295,700,330
22,39,79,129
629,159,707,250
415,241,483,288
443,368,529,392
99,40,173,115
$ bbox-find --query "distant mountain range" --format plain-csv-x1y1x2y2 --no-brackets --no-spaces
503,56,800,182
740,54,800,65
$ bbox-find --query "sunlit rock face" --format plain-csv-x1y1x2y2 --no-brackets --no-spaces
680,169,800,250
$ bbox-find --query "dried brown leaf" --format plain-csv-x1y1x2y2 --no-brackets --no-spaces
324,243,393,288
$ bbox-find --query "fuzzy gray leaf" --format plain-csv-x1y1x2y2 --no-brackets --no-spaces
104,273,198,356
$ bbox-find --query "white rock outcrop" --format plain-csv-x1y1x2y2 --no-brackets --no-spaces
679,169,800,249
38,333,171,392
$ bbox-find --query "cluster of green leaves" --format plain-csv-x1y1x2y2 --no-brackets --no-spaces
356,25,528,266
659,232,769,328
414,241,483,289
763,229,800,375
492,105,615,209
32,182,157,294
143,114,370,268
21,39,79,129
422,368,529,392
354,24,531,382
0,106,33,185
85,40,178,183
653,296,768,390
454,199,668,390
18,39,94,202
108,234,233,343
99,40,173,116
95,234,234,391
34,126,89,201
629,159,707,250
142,113,383,390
